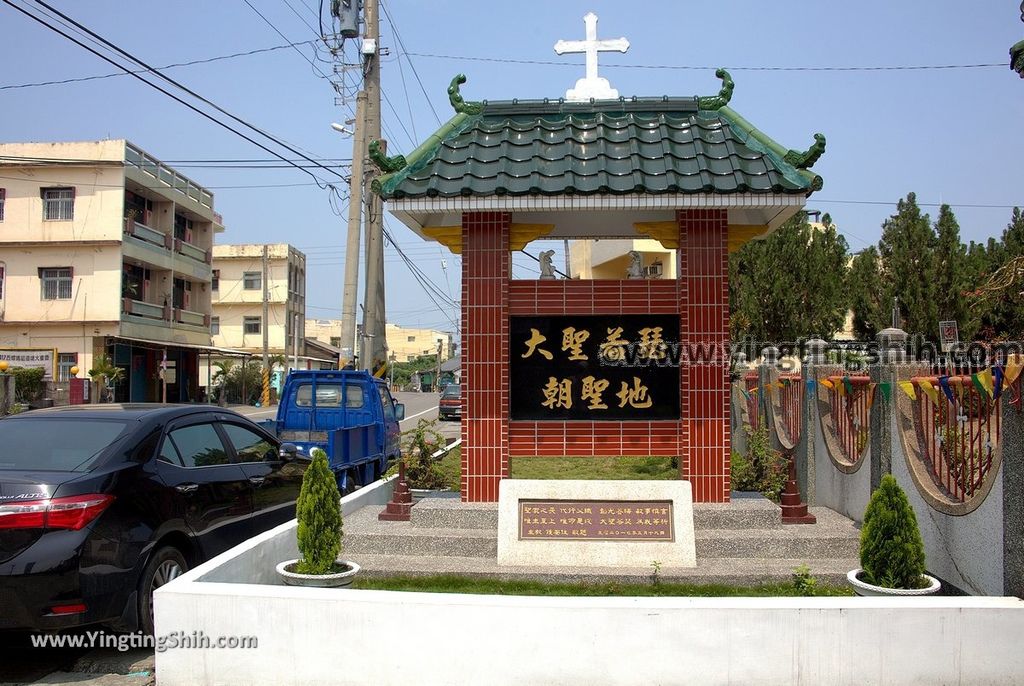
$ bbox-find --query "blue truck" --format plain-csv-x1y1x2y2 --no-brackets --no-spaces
262,370,405,492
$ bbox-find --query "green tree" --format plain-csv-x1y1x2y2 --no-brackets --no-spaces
847,246,887,340
877,193,939,339
932,205,979,340
729,212,850,342
211,359,235,406
295,448,342,575
859,475,927,589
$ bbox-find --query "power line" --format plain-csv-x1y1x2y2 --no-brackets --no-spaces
0,172,331,191
0,39,319,91
404,51,1009,72
378,0,441,126
19,0,346,187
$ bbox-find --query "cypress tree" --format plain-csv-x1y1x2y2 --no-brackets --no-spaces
933,204,977,340
847,246,886,340
859,475,927,589
295,448,342,575
877,193,939,340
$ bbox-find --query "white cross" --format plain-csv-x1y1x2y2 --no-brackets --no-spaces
554,12,630,101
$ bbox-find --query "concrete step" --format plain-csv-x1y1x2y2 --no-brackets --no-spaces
695,530,857,559
409,492,783,531
352,553,857,587
346,528,498,558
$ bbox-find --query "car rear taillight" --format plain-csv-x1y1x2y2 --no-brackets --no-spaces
0,494,114,531
49,603,88,615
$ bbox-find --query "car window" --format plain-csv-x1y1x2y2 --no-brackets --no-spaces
378,385,395,421
222,424,275,463
168,424,230,468
0,418,130,471
158,437,184,466
294,383,363,408
442,385,460,398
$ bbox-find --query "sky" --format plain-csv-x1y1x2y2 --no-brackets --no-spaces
1,0,1022,334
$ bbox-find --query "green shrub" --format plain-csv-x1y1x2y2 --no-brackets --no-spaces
386,419,450,489
733,426,788,502
792,564,818,596
859,475,927,589
295,448,342,575
10,367,46,403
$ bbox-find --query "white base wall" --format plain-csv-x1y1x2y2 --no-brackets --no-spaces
157,586,1024,686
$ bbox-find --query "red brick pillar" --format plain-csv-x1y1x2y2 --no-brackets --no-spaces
678,209,731,502
460,211,511,502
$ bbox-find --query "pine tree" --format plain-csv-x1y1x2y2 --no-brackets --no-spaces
847,246,886,339
933,205,977,340
877,193,939,339
729,212,849,343
295,448,342,575
860,475,927,589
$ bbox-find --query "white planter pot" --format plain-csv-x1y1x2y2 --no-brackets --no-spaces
847,569,941,596
276,560,360,588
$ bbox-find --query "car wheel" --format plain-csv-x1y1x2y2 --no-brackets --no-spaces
139,546,188,635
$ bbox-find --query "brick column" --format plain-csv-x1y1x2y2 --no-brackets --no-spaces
678,209,730,502
461,211,510,502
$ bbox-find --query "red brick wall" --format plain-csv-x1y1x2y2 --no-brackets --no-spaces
460,212,510,502
508,279,683,459
459,209,731,503
678,209,731,502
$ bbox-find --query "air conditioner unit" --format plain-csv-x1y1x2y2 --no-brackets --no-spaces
644,262,664,278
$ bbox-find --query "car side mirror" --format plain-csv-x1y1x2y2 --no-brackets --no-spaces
279,443,299,461
394,403,406,421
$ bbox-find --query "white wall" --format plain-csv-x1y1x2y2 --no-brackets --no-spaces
156,477,1024,686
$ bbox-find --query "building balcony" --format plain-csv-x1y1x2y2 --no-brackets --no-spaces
123,217,212,275
122,297,210,332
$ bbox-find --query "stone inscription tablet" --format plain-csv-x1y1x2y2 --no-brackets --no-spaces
518,499,674,541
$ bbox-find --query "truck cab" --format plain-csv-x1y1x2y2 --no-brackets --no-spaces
272,370,404,492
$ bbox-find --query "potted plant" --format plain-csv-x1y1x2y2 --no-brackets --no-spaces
847,475,940,596
276,448,360,587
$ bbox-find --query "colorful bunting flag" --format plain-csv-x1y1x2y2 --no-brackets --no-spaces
899,381,917,400
938,376,956,404
819,378,835,390
879,382,892,402
977,368,995,398
1005,355,1023,386
994,366,1004,400
971,372,988,399
918,379,940,404
805,379,817,393
866,383,877,410
842,376,854,395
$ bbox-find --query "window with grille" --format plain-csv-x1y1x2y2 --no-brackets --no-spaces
211,316,220,335
42,188,74,221
0,263,4,300
211,269,220,291
40,267,73,300
243,316,261,335
57,353,78,382
243,272,261,290
0,188,5,221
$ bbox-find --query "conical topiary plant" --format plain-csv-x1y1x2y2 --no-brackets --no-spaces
295,448,342,575
859,475,927,589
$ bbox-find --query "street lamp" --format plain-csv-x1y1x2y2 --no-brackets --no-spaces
330,122,354,136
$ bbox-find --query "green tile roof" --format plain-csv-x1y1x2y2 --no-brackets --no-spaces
373,73,824,200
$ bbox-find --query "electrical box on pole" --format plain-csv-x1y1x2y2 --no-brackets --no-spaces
332,0,360,38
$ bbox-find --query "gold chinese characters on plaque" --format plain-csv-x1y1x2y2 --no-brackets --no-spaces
518,499,674,541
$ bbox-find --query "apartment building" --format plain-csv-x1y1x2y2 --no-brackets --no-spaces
0,140,220,401
202,244,335,389
306,320,453,363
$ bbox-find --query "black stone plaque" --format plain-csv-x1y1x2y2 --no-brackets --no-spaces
509,315,680,421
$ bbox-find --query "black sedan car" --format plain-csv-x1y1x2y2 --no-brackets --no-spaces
0,404,306,634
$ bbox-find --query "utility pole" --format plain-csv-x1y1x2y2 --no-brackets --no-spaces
293,313,300,372
361,0,387,377
261,244,270,406
563,238,572,279
339,92,367,369
435,340,443,392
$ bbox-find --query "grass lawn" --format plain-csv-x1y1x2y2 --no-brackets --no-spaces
510,455,677,480
352,574,853,597
430,451,677,490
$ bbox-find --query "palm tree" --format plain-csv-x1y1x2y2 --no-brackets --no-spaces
211,359,235,407
88,355,125,403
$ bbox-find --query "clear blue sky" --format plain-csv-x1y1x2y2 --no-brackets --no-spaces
2,0,1022,332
